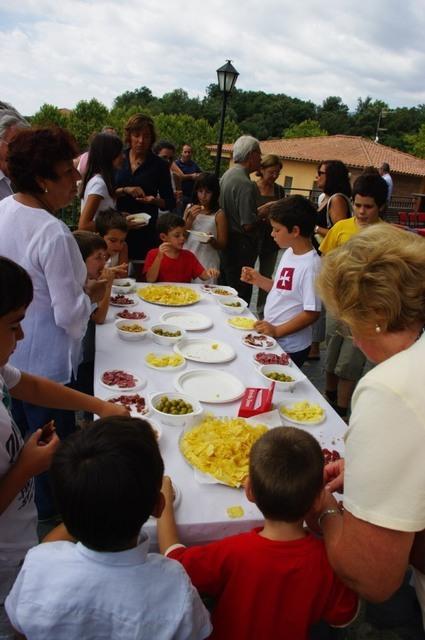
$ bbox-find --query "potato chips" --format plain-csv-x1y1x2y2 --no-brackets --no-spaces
227,316,256,330
180,416,268,487
138,285,200,306
279,401,325,424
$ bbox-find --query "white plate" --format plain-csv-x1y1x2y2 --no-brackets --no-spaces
279,402,326,426
115,310,149,321
144,352,186,371
200,284,237,296
174,338,236,364
242,333,277,350
99,370,145,392
105,393,149,416
109,295,137,307
127,212,151,226
160,311,213,331
227,317,257,331
174,369,245,403
187,230,213,243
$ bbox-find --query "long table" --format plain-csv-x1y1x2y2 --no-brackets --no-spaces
94,284,347,545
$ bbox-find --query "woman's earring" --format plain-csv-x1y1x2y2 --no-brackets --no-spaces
44,188,48,193
375,324,381,334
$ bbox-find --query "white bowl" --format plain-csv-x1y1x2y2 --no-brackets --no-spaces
126,213,151,227
188,230,213,244
218,297,249,315
112,277,136,294
209,286,239,302
115,319,149,341
149,391,203,426
258,364,306,391
150,324,186,346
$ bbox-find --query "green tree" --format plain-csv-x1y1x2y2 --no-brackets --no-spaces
156,89,202,119
283,119,328,138
317,96,350,134
67,98,110,149
405,124,425,158
31,104,69,128
113,86,156,111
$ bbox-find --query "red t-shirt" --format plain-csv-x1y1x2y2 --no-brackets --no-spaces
168,529,358,640
143,249,204,283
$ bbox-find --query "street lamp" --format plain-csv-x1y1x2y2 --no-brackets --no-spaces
215,60,239,176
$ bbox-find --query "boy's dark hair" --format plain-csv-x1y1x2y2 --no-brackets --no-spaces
192,172,220,212
80,132,123,199
153,140,176,154
352,173,388,208
50,417,164,551
0,257,33,316
249,427,323,522
95,208,128,236
270,195,317,237
73,230,107,262
157,212,185,235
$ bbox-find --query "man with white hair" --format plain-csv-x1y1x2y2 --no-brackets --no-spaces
0,102,28,200
379,162,393,204
219,135,262,303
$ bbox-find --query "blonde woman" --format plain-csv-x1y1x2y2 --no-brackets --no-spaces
309,223,425,628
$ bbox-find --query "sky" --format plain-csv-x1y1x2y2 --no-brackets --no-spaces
1,0,425,116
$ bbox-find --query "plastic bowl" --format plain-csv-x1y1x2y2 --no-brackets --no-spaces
126,213,151,227
115,319,149,341
150,324,186,346
209,286,239,302
149,391,203,426
112,278,136,294
218,297,249,315
188,230,213,244
257,364,306,391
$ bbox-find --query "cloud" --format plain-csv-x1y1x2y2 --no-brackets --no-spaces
0,0,424,115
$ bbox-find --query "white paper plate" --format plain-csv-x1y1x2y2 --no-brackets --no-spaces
227,317,257,331
109,295,137,307
127,212,151,226
174,369,245,403
99,370,145,392
174,338,236,364
160,311,213,331
144,352,186,371
279,402,326,426
242,333,277,350
105,393,149,416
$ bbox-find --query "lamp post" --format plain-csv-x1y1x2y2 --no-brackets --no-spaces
215,60,239,177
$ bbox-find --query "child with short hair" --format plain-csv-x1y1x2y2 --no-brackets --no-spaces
241,195,321,367
6,417,212,639
95,208,129,277
157,427,358,640
0,257,126,638
144,213,219,283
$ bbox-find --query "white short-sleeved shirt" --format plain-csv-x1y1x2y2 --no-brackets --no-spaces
6,534,212,640
81,174,115,217
264,248,322,353
344,332,425,622
0,365,37,565
0,196,91,383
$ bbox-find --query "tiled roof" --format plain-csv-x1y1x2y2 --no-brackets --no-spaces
210,135,425,177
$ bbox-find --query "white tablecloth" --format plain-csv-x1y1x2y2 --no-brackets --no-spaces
95,284,346,545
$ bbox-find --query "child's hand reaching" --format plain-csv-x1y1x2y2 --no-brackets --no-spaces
161,475,175,509
240,266,259,285
254,320,277,337
201,268,220,281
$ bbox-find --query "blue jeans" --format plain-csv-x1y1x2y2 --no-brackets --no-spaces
12,398,76,520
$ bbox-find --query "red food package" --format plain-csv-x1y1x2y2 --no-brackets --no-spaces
238,382,275,418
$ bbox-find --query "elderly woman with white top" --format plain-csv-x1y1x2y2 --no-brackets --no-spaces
0,127,93,518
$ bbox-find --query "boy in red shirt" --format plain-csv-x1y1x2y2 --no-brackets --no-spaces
144,213,219,283
157,427,358,640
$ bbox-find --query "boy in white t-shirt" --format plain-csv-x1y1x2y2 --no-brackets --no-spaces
0,257,128,638
241,195,321,367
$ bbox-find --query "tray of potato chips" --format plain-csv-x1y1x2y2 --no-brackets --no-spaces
179,415,268,487
279,401,325,425
138,285,201,306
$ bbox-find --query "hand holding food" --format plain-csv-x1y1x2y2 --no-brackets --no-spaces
240,266,258,284
19,428,60,477
204,268,220,280
124,186,146,200
159,242,173,256
324,458,345,493
97,399,130,417
254,320,277,337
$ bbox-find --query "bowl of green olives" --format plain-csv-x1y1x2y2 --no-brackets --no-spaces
150,324,186,346
258,364,306,391
149,392,203,426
